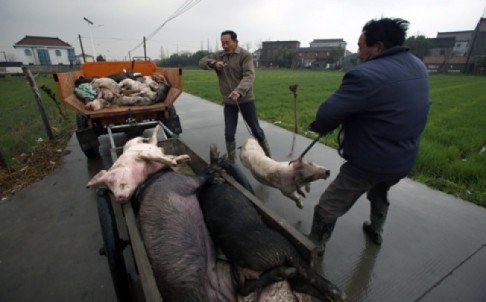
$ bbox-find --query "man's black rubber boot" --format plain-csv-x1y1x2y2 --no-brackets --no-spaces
362,221,383,245
308,211,336,256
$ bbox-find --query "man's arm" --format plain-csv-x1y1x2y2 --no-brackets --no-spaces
234,51,255,98
199,55,217,70
311,70,371,134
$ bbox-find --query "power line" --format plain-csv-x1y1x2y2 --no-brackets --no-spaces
129,0,201,53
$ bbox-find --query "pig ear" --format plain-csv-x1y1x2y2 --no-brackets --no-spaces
291,158,303,169
86,170,107,187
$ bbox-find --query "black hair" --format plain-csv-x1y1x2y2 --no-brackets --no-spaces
221,30,237,41
362,18,409,49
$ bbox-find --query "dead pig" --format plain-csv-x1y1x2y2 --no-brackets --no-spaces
86,125,190,202
137,170,236,302
240,138,330,209
198,145,346,302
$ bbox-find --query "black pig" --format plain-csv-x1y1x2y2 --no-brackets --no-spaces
198,145,347,302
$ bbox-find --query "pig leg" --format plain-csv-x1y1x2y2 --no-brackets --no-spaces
239,266,297,296
287,277,337,302
86,170,107,187
281,188,304,209
304,183,311,193
137,149,178,166
147,125,161,145
295,185,306,198
150,154,191,166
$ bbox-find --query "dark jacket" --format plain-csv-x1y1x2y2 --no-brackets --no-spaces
198,46,255,105
311,47,430,181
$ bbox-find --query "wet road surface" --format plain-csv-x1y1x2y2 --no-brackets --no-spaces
1,92,485,302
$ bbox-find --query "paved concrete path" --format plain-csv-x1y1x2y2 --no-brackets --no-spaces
1,92,485,302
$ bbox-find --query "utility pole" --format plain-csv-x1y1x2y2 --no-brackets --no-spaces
78,34,86,63
83,17,97,60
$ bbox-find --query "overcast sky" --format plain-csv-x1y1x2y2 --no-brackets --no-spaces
1,0,485,61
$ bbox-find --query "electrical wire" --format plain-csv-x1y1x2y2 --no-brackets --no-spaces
128,0,201,53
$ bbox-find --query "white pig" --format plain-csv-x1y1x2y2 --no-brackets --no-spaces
86,125,191,203
240,138,330,209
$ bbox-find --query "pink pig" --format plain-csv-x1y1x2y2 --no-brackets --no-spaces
86,125,190,203
239,138,330,209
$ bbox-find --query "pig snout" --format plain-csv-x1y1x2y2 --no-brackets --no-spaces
321,167,331,178
114,193,129,203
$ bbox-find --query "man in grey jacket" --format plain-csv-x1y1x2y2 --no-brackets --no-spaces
308,18,430,255
199,30,271,162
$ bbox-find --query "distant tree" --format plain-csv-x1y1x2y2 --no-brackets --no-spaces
476,55,486,67
96,54,106,62
158,51,207,67
330,46,345,66
405,35,432,60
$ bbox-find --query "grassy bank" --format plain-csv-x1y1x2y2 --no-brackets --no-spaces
0,73,75,167
183,69,486,207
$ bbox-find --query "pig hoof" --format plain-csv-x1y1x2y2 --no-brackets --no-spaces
297,201,304,209
176,155,191,162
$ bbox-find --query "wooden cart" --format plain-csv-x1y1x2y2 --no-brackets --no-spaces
95,121,319,302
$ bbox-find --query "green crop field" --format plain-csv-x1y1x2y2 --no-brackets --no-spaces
0,73,75,167
0,69,484,207
183,69,486,207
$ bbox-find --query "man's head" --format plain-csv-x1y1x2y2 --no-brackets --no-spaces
357,18,409,62
221,30,238,54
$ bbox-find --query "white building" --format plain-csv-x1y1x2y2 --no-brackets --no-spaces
309,38,347,49
13,36,76,65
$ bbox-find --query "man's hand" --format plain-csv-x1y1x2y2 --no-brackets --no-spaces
228,90,240,102
213,61,225,71
308,121,323,134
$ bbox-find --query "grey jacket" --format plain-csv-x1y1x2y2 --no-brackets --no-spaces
199,46,255,105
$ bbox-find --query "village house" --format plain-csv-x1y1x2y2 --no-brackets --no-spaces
422,17,486,73
13,36,76,66
257,39,348,69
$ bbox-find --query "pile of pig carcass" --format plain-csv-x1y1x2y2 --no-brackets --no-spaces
85,127,346,301
74,71,171,111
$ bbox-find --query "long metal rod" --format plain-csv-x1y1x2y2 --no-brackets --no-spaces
289,134,323,165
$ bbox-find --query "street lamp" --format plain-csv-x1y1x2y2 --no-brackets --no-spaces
83,17,97,60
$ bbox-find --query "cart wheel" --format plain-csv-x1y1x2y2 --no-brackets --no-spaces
159,106,182,136
97,189,132,302
76,114,100,158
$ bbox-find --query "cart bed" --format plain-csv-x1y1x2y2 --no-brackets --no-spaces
54,61,182,123
105,138,316,301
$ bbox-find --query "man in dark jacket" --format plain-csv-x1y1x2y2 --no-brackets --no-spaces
308,18,430,255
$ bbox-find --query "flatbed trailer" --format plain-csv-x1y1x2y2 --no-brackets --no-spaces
95,122,318,301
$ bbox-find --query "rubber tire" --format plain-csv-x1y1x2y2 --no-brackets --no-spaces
76,114,100,158
97,189,131,302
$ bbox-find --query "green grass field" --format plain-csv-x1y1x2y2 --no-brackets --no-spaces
0,74,75,167
0,69,484,207
183,69,486,207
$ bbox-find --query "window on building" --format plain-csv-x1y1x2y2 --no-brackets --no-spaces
24,49,32,56
67,49,75,63
55,50,62,56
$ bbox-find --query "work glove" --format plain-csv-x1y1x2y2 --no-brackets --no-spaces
308,121,326,135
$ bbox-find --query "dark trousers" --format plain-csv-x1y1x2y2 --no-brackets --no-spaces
224,102,266,142
315,169,399,224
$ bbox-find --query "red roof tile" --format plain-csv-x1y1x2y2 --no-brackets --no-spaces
14,36,72,47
